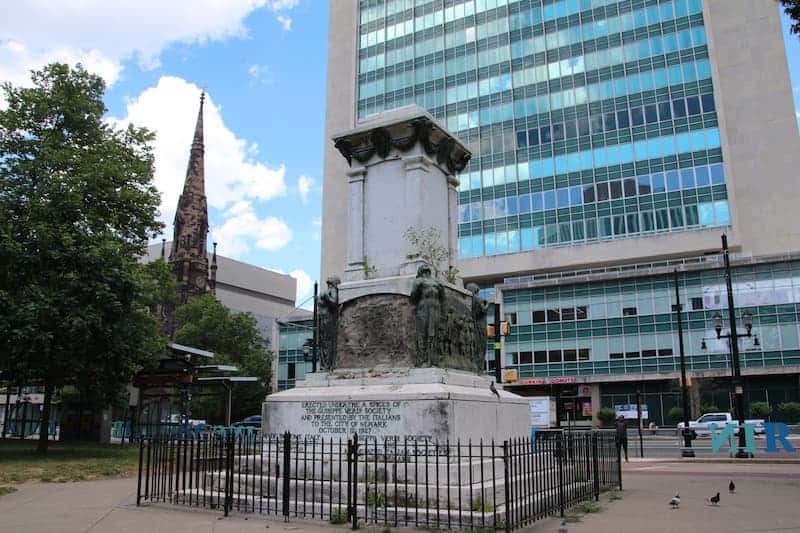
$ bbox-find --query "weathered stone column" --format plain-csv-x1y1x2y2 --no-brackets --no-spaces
332,105,471,283
344,168,366,281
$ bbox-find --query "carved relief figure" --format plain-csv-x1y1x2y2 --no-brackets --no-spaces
317,276,341,370
467,283,489,367
410,264,444,366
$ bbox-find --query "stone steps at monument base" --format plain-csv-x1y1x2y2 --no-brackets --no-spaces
199,465,582,510
172,481,593,527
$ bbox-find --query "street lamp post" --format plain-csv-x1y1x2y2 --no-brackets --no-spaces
673,269,695,457
718,234,754,459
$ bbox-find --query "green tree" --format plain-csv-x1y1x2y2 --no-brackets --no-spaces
0,63,164,453
749,401,772,420
780,0,800,36
172,294,273,423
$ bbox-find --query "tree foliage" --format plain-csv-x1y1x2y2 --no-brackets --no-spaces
172,294,273,423
0,63,164,451
780,0,800,36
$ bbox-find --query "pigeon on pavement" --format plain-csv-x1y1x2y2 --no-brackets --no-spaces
729,480,735,493
669,493,680,509
558,520,568,533
708,492,720,506
490,381,500,398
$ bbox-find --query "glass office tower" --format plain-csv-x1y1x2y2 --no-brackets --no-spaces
357,0,727,258
312,0,800,424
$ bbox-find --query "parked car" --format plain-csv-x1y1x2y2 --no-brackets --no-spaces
677,412,765,436
233,415,262,428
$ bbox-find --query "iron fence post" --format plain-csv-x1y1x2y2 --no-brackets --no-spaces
503,441,511,533
282,431,291,521
224,432,234,517
136,437,144,506
557,435,565,518
592,432,599,501
351,433,359,531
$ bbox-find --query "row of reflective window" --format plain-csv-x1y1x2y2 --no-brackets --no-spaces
364,17,705,102
517,94,714,151
459,162,724,223
461,126,721,197
457,199,730,257
359,0,700,52
442,57,711,132
434,26,707,106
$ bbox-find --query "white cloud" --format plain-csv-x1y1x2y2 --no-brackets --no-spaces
212,201,292,255
0,0,300,86
247,64,275,85
289,269,314,308
298,175,314,203
0,40,122,88
107,76,287,228
276,15,293,31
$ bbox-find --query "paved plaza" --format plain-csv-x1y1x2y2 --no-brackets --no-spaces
1,460,799,532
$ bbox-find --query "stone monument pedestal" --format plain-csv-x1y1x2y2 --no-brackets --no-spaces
262,367,530,442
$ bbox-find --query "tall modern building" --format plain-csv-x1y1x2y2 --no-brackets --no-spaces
319,0,800,425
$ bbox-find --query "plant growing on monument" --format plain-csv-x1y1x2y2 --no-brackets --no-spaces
403,226,455,279
0,63,165,453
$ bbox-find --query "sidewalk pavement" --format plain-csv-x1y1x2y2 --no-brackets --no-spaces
1,462,798,533
560,461,800,533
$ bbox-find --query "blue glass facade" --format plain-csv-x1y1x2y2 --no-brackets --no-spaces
357,0,729,259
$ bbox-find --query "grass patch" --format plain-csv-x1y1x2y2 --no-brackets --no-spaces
329,507,348,524
0,440,140,484
565,513,582,523
0,486,17,497
572,501,603,514
608,491,623,502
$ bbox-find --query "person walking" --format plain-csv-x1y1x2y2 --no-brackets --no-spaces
615,415,629,462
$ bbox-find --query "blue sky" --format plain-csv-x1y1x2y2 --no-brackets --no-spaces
1,2,799,309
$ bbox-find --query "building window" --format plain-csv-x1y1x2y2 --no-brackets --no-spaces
287,363,296,380
534,351,547,363
622,307,638,316
610,352,624,360
562,307,575,321
520,351,533,364
642,350,657,358
533,310,546,323
658,349,674,357
547,309,561,322
691,297,704,310
578,348,590,361
548,350,562,363
625,351,640,359
564,349,577,362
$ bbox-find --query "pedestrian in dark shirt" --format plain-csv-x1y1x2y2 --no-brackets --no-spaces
615,415,629,462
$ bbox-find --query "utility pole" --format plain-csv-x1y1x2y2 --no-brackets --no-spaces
673,269,695,457
721,234,749,458
494,305,502,385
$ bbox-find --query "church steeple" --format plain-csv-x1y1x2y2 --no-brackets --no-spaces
169,91,210,303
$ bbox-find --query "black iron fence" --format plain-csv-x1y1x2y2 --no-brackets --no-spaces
136,429,621,531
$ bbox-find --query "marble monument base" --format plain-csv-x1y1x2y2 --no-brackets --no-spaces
262,367,530,443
